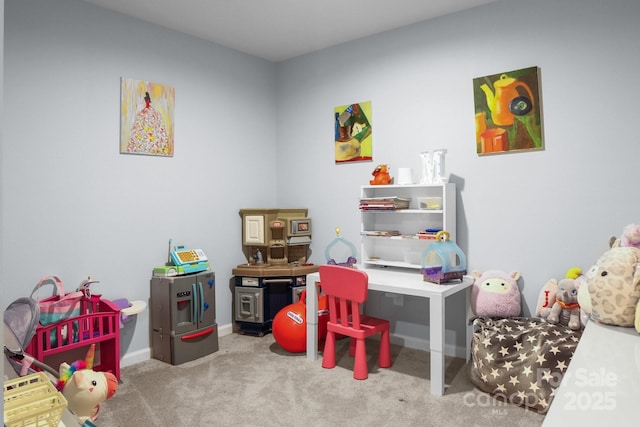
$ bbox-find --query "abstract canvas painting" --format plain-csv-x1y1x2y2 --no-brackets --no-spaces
120,77,175,156
473,66,543,155
334,101,372,163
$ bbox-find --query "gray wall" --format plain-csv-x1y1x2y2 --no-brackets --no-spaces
3,0,640,363
276,0,640,352
2,0,277,364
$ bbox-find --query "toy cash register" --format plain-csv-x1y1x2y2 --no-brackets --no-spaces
154,240,211,276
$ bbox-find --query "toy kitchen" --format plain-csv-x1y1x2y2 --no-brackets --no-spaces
232,208,318,336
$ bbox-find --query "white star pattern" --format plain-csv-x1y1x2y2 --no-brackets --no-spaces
470,317,582,414
540,370,555,382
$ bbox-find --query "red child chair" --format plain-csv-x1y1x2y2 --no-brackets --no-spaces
319,265,392,379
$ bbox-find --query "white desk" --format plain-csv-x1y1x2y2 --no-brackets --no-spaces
543,321,640,426
305,265,473,396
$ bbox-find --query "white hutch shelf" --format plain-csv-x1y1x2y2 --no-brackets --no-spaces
360,183,456,270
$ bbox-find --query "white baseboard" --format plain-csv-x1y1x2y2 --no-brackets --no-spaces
121,347,151,368
121,322,234,368
120,324,466,367
217,322,233,337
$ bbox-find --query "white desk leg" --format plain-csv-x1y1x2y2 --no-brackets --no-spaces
465,286,473,363
306,275,319,361
429,295,445,396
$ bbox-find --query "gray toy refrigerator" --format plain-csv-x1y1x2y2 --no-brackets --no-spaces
150,270,219,365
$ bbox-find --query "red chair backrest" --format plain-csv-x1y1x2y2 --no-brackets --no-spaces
318,265,369,330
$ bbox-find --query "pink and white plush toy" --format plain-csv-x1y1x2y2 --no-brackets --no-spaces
471,270,521,317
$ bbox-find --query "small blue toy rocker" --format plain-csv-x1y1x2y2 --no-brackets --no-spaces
421,231,467,284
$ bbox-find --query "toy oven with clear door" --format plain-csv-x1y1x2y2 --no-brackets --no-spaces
234,275,307,336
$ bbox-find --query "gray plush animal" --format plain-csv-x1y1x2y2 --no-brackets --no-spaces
540,277,581,330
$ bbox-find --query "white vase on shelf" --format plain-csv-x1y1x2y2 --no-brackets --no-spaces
419,151,434,184
432,149,447,184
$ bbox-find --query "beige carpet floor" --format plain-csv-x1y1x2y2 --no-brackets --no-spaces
99,333,545,426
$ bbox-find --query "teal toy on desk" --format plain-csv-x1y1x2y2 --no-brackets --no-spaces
325,227,357,267
421,230,467,284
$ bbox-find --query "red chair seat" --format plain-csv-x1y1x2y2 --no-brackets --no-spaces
319,265,392,380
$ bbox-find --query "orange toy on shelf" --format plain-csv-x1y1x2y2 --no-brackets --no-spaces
369,164,392,185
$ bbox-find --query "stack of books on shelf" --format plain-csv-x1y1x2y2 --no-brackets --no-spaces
359,196,411,211
416,229,440,239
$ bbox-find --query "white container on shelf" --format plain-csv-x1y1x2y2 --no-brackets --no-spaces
418,196,442,210
397,168,414,185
